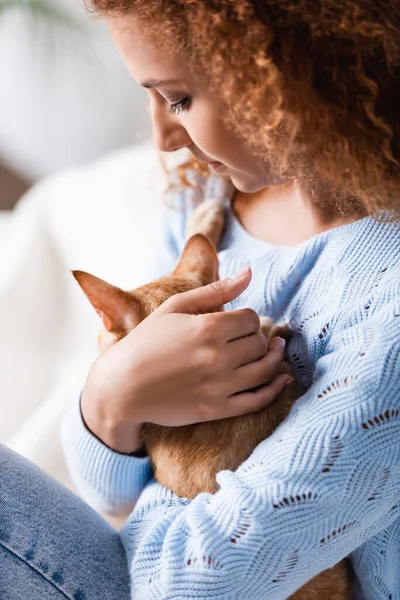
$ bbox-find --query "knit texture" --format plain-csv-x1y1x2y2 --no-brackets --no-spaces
62,175,400,599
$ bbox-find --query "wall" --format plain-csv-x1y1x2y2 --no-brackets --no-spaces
0,1,152,188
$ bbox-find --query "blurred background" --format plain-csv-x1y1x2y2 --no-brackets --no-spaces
0,0,152,209
0,0,165,525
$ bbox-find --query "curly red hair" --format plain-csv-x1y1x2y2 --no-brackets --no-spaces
88,0,400,218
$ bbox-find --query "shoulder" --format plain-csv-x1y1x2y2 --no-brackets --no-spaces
294,217,400,327
314,267,400,404
287,218,400,385
331,217,400,331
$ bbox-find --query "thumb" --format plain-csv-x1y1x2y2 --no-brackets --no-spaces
163,267,252,314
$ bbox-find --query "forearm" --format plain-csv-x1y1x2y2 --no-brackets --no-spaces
120,318,400,598
122,416,400,599
81,378,145,456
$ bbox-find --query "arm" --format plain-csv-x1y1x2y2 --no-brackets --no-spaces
121,297,400,598
60,172,230,512
63,269,289,515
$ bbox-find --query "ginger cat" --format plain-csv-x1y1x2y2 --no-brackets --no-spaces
73,201,352,600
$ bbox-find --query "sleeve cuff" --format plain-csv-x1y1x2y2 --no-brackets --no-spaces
61,394,152,514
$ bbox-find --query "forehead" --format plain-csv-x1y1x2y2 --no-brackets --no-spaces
107,14,189,84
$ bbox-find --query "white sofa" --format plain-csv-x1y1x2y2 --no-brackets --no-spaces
0,142,166,493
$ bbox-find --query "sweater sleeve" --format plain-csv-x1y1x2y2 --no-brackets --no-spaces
121,293,400,598
61,395,152,514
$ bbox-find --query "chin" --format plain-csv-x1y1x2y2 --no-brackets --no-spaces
229,172,269,194
230,167,287,193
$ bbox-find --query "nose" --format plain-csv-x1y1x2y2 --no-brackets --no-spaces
151,99,192,153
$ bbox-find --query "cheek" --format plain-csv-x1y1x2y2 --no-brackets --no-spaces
185,99,260,169
182,97,273,192
185,103,229,155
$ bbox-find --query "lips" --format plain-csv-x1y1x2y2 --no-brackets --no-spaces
190,150,226,172
208,161,225,172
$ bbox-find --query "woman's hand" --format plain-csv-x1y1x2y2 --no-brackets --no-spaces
81,267,291,454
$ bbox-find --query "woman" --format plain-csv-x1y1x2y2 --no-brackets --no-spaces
1,1,399,598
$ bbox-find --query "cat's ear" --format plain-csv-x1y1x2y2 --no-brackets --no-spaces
72,270,140,332
173,234,219,285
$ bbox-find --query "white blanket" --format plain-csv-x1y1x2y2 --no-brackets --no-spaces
0,142,166,492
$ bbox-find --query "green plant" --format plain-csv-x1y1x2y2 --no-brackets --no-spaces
0,0,96,70
0,0,80,27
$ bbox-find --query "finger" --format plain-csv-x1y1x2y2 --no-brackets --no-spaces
224,374,294,419
197,308,261,342
227,330,268,368
162,267,252,314
229,337,286,394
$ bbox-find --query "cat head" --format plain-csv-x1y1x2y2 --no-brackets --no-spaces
73,234,219,352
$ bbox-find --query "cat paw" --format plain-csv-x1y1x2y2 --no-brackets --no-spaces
260,317,291,343
186,199,225,248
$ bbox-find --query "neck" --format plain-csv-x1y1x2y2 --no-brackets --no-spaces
233,182,362,246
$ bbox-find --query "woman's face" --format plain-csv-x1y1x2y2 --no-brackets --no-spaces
108,15,279,193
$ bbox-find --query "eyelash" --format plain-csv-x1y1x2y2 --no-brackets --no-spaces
168,96,192,116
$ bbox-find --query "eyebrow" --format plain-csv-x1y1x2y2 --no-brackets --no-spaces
141,78,183,89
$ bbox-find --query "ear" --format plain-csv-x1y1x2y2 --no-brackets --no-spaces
173,234,219,285
72,270,140,332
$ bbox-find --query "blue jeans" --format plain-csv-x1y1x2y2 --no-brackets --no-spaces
0,443,130,599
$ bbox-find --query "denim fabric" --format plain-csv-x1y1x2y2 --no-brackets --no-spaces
0,443,130,600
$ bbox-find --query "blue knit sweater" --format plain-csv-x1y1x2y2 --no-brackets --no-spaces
62,175,400,600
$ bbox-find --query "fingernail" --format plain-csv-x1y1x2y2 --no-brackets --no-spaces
278,337,286,349
284,377,294,388
229,266,250,280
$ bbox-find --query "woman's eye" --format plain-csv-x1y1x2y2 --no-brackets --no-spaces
168,96,192,116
